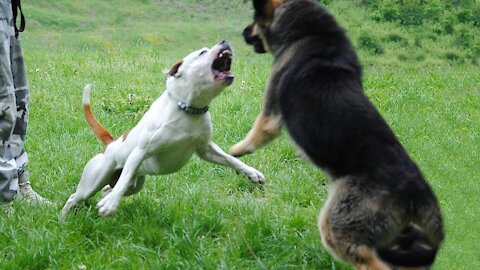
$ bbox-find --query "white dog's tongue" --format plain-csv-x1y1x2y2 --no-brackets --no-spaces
216,71,232,79
215,71,234,85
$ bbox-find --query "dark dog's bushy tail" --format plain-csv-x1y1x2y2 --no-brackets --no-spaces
83,84,115,146
376,224,440,267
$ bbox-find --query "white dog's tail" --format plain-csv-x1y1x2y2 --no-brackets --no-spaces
83,84,115,146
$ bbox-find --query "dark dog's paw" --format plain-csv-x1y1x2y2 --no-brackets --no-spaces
230,140,255,157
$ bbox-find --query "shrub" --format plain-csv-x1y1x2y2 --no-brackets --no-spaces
444,52,463,63
396,0,424,26
455,25,474,48
378,1,400,22
317,0,332,6
360,0,480,28
358,32,385,55
385,33,408,46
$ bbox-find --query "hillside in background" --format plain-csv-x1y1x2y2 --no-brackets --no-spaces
321,0,480,65
22,0,479,66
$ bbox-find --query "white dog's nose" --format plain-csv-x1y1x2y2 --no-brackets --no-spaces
219,40,231,50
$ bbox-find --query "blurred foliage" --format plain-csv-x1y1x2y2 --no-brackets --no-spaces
315,0,480,65
357,0,479,26
359,0,480,64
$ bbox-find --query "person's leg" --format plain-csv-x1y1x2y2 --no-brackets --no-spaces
0,0,19,213
10,29,51,205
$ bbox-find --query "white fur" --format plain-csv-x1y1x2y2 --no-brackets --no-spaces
60,43,264,219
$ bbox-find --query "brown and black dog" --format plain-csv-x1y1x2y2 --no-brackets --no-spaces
231,0,444,269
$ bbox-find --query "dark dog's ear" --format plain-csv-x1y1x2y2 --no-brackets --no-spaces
252,0,282,21
168,60,183,77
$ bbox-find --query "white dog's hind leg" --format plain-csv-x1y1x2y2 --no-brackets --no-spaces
100,175,145,198
197,142,265,183
124,176,146,196
59,193,78,221
60,154,116,220
100,185,113,197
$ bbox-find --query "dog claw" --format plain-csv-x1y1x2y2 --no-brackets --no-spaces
230,150,252,158
239,167,265,184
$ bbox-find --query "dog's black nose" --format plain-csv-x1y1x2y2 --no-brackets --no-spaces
219,40,231,50
220,40,230,47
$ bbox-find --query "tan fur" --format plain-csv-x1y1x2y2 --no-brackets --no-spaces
319,180,390,270
61,43,266,219
230,112,282,156
353,246,391,270
252,24,272,53
229,46,296,157
168,60,183,76
264,0,284,23
83,103,115,146
240,1,444,268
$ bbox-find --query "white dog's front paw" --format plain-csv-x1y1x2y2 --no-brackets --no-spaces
238,166,265,184
96,193,121,217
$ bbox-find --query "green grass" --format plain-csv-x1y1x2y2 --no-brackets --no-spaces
1,0,478,269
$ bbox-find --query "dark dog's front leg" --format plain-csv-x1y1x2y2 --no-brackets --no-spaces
230,61,285,157
230,111,282,157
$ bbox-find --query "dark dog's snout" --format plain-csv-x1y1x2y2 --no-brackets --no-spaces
242,26,255,45
243,25,266,53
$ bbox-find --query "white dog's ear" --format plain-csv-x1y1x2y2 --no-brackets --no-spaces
167,60,183,77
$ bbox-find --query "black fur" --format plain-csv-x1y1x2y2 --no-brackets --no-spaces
242,24,267,53
244,0,444,268
377,225,438,266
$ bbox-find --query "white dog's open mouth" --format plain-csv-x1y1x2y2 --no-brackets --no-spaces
212,47,234,86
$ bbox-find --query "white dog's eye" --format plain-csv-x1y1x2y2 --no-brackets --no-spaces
199,50,207,56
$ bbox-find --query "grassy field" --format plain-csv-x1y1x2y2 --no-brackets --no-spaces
1,0,478,269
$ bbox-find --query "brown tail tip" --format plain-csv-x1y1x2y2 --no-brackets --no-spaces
83,84,115,146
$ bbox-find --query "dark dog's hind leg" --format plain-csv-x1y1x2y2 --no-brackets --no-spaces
318,178,397,270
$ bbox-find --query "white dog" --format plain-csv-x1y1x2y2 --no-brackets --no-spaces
61,41,265,219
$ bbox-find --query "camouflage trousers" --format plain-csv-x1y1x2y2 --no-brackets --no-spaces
0,0,29,202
